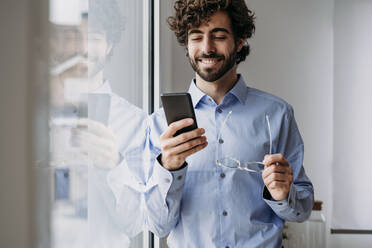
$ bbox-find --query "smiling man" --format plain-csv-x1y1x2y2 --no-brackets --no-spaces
145,0,314,247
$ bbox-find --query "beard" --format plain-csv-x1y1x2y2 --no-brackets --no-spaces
87,55,106,78
188,46,237,82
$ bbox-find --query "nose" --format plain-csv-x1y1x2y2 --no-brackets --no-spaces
202,36,216,55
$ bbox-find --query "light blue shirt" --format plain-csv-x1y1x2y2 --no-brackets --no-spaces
146,75,314,248
88,81,149,247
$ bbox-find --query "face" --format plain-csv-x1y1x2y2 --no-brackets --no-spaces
84,29,112,78
187,11,244,82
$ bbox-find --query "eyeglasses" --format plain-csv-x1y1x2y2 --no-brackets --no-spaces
215,111,272,173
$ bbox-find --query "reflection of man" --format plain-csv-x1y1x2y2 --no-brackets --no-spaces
70,0,147,247
146,0,314,247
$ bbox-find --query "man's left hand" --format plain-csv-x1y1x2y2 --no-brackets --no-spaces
70,118,120,169
262,154,293,201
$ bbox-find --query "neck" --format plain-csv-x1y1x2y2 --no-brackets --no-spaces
195,65,238,105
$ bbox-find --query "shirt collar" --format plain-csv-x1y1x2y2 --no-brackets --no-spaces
188,78,207,108
187,74,248,108
227,74,248,105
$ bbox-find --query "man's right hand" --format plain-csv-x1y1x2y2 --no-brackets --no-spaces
160,118,208,171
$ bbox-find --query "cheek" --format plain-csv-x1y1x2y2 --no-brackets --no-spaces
89,39,108,54
187,48,199,60
225,43,237,56
187,44,196,54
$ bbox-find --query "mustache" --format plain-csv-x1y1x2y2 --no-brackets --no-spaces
196,53,224,60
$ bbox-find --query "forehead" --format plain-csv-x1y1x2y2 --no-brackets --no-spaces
188,10,232,33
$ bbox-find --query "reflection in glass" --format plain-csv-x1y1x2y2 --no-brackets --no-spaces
48,0,148,247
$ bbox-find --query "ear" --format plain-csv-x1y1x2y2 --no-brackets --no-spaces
236,38,247,52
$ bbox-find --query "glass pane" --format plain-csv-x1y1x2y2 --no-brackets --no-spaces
48,0,148,247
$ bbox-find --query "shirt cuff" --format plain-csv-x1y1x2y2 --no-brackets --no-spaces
262,184,296,212
156,153,188,171
149,155,188,197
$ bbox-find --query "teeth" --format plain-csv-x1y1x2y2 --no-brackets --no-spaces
201,59,217,64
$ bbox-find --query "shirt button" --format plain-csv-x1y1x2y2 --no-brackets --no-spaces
220,173,225,178
223,211,228,216
165,178,170,183
177,175,183,180
219,139,224,144
217,108,222,113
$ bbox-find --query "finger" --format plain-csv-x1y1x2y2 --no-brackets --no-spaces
77,118,115,138
71,129,118,153
74,136,119,167
168,136,207,155
161,118,194,139
178,141,208,160
162,128,205,149
264,172,292,185
264,176,293,191
263,153,289,167
262,164,291,180
267,180,290,190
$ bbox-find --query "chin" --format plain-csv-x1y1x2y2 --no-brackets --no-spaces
198,74,222,82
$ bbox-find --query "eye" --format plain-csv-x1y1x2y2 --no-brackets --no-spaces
214,36,226,40
191,37,202,41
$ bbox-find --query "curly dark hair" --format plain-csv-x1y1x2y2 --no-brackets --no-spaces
167,0,255,64
89,0,124,57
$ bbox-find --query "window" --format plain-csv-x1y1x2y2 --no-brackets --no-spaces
46,0,153,247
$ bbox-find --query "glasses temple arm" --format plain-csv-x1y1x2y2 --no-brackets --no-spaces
266,114,272,155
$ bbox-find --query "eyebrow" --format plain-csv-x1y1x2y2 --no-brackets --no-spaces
188,27,230,35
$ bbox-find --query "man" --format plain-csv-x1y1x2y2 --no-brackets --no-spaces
67,0,148,246
145,0,314,247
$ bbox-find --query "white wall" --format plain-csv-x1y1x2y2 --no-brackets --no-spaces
160,0,370,247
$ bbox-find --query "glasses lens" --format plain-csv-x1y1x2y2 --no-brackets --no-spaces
216,157,239,168
245,162,265,172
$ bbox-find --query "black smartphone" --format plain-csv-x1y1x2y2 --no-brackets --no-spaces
161,93,198,136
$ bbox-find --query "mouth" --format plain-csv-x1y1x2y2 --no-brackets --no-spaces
197,57,222,68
